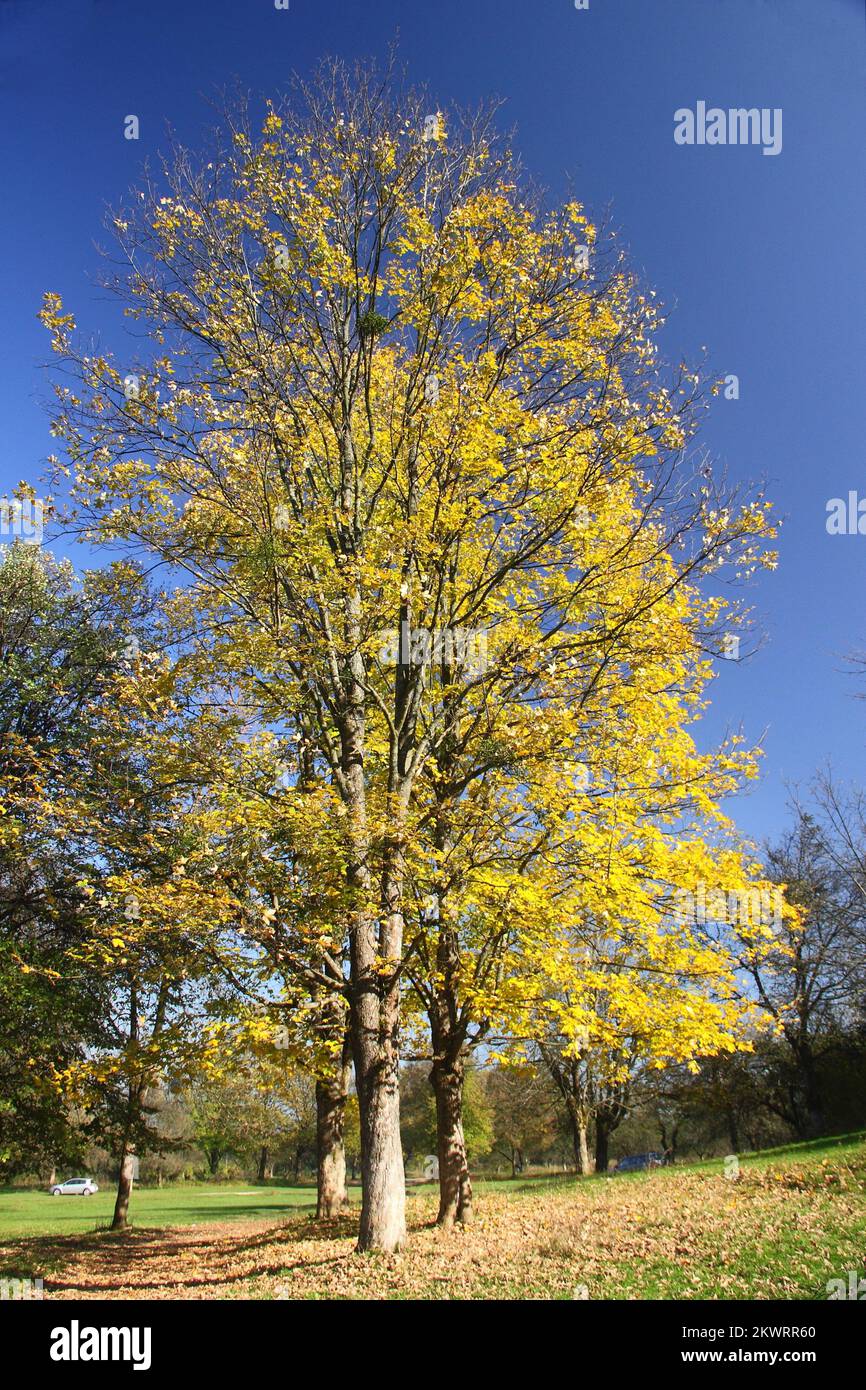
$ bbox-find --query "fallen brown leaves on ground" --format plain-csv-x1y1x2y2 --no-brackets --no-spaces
3,1160,863,1300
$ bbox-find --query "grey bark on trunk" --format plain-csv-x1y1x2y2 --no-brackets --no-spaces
353,1035,406,1251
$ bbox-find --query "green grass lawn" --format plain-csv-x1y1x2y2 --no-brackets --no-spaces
0,1181,328,1238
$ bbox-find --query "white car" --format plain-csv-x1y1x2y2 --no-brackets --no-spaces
50,1177,99,1196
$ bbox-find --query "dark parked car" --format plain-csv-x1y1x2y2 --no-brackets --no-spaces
615,1152,666,1173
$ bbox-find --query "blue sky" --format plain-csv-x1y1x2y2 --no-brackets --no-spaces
1,0,864,846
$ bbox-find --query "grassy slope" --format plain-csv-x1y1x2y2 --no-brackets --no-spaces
0,1131,863,1299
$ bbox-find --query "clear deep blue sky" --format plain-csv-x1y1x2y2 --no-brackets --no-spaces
1,0,864,845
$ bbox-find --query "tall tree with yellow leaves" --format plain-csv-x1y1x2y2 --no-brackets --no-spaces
40,57,776,1249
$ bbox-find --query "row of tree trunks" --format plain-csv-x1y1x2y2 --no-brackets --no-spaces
108,1048,464,1241
314,1032,476,1233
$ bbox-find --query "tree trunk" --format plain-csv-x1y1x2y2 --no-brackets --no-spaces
340,606,408,1253
112,1144,136,1230
352,1020,405,1252
430,1058,473,1228
348,849,407,1252
659,1123,674,1163
208,1149,220,1176
112,987,144,1231
257,1145,270,1183
668,1122,680,1163
316,1052,350,1219
539,1045,594,1179
571,1115,591,1175
594,1124,610,1175
48,1166,56,1187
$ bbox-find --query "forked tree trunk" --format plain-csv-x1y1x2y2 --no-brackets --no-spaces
340,552,407,1253
539,1044,595,1178
316,1052,350,1218
431,1058,473,1228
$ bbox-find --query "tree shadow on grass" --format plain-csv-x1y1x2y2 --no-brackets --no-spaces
145,1201,319,1223
0,1207,365,1298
